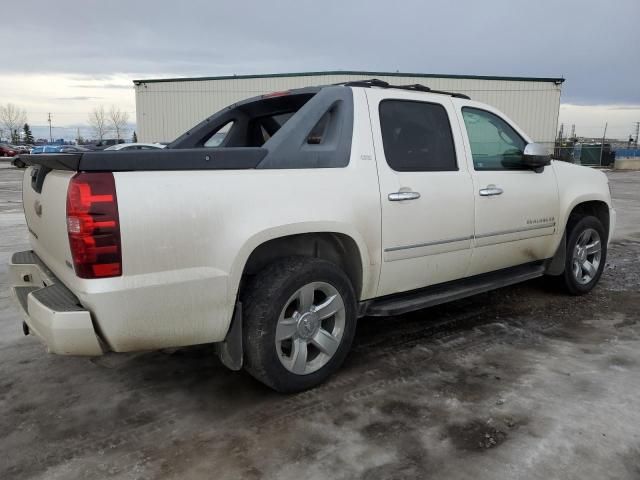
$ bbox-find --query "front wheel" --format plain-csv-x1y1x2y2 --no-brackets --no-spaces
241,257,357,393
560,215,607,295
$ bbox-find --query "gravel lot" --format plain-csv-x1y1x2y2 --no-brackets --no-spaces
1,163,639,480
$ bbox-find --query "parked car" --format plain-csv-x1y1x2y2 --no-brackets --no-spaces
11,145,31,154
30,145,65,154
93,139,126,150
0,143,18,157
10,80,615,392
59,145,94,153
104,142,166,151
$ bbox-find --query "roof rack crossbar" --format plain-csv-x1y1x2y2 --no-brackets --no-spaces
338,78,471,99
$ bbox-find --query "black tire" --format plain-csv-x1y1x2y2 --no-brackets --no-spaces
241,257,357,393
560,215,607,295
12,159,25,168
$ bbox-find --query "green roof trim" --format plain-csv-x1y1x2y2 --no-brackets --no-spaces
133,70,565,85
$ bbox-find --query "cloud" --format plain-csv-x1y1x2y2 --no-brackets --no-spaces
0,0,637,105
606,105,640,111
75,84,132,90
67,74,116,82
0,73,135,127
559,104,640,139
56,96,102,101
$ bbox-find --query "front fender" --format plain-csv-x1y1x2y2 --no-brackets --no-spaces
552,161,612,233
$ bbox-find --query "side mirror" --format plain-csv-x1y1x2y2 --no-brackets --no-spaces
522,143,552,171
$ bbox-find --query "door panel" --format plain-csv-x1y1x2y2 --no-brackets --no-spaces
366,90,475,297
456,104,559,276
469,169,559,275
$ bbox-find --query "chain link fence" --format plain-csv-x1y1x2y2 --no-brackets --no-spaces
553,141,640,168
553,141,618,167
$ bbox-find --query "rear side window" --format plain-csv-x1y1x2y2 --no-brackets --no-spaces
379,100,457,172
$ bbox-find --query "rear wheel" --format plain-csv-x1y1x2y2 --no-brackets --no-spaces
560,215,607,295
242,257,357,393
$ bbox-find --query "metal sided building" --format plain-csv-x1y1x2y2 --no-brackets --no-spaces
133,71,564,144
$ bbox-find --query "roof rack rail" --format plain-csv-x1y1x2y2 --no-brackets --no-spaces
337,78,471,99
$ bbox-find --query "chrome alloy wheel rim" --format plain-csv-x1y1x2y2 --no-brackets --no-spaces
275,282,346,375
572,228,602,285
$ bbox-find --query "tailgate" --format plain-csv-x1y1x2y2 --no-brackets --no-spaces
22,164,77,287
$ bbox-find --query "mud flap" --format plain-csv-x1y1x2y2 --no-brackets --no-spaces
545,231,567,276
216,302,243,371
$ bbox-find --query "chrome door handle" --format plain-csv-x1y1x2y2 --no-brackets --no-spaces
388,191,421,201
479,185,504,196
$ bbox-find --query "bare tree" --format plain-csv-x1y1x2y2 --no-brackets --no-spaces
109,106,129,141
88,106,111,141
0,103,27,143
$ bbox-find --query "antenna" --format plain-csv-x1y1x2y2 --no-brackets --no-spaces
47,113,53,143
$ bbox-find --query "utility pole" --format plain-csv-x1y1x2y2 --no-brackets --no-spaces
47,113,53,143
599,122,608,166
570,124,575,140
634,122,639,149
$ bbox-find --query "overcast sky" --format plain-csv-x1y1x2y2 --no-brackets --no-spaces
1,0,638,138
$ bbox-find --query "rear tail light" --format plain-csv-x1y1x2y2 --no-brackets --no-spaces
66,172,122,278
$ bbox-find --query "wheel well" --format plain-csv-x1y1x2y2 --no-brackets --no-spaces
568,201,610,240
240,233,363,299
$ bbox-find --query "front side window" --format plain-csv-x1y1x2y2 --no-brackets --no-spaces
379,100,457,172
462,108,526,170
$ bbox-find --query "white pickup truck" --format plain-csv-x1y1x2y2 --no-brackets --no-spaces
10,79,614,392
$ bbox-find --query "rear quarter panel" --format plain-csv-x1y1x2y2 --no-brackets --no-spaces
79,88,382,351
